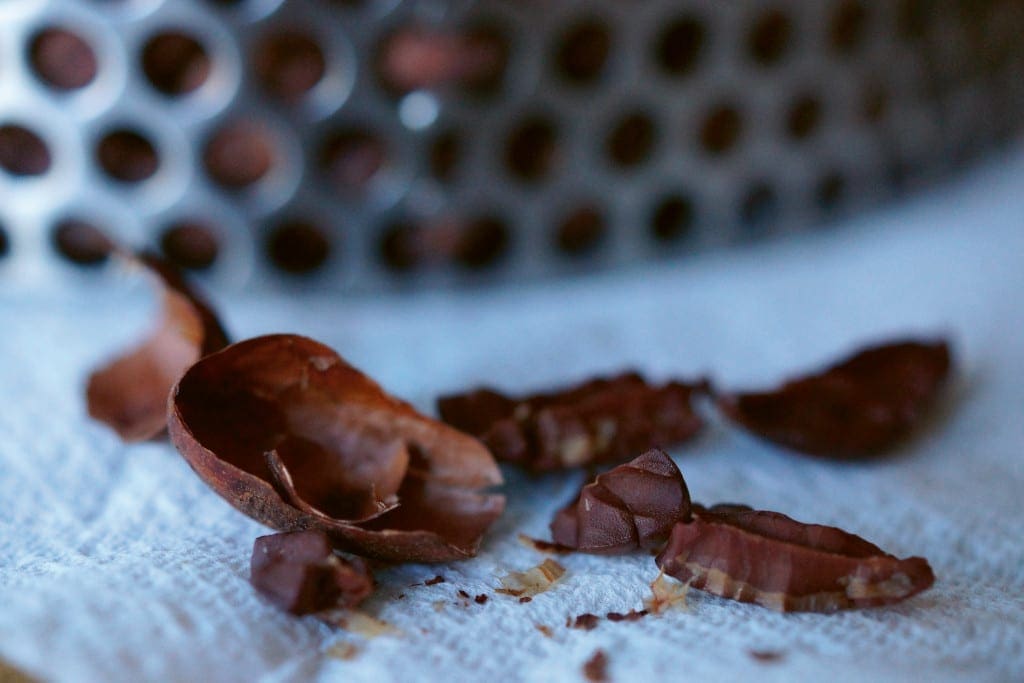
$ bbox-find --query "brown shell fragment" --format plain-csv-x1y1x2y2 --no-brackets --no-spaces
251,530,373,615
656,507,935,612
717,339,952,457
550,449,691,554
168,334,504,562
87,253,229,442
438,372,705,472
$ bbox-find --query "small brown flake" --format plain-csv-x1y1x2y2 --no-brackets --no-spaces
424,575,446,586
496,559,566,598
457,589,471,599
571,613,600,630
583,650,609,682
536,624,553,637
749,650,784,663
606,609,647,622
474,594,489,604
519,596,533,604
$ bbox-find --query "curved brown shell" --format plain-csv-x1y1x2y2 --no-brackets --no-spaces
717,339,952,457
87,253,229,442
438,373,705,472
168,334,504,562
656,507,935,612
550,449,690,554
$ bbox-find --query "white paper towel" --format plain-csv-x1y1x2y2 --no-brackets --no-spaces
2,147,1023,683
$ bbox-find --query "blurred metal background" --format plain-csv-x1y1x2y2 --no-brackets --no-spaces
2,0,1023,292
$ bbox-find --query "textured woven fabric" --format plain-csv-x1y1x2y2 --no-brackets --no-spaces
2,149,1024,683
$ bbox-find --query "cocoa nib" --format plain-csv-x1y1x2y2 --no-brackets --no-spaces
87,252,228,442
656,506,935,612
250,530,373,615
168,334,504,562
438,372,705,471
550,449,690,554
717,339,952,458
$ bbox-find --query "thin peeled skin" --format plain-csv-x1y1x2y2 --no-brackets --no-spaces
87,252,229,442
656,508,935,612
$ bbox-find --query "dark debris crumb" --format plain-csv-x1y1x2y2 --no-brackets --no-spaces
519,596,532,604
583,650,609,682
475,594,489,604
571,613,600,630
425,575,446,586
749,650,784,663
457,589,471,599
606,609,647,622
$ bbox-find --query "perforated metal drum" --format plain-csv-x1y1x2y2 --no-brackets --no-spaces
2,0,1023,292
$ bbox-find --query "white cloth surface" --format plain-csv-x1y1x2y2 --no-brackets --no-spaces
2,147,1024,683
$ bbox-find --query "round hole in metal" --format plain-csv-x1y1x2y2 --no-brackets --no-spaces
504,115,558,182
29,28,99,91
160,221,220,270
606,111,657,168
650,194,695,242
554,205,605,256
830,0,868,56
254,32,326,102
319,127,388,193
142,31,212,96
456,214,509,269
267,219,331,274
0,124,52,177
786,94,822,139
52,219,113,266
748,9,792,66
655,16,705,76
699,103,743,156
204,121,274,189
554,19,611,85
